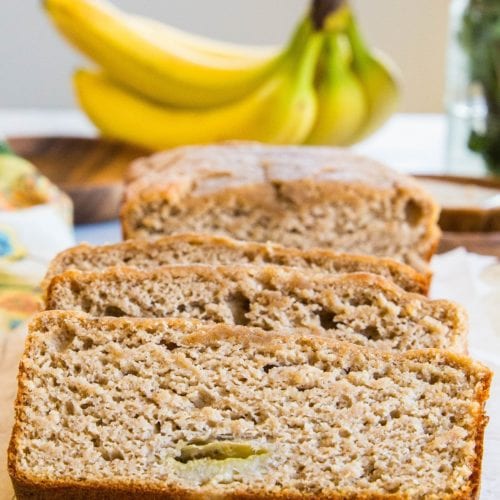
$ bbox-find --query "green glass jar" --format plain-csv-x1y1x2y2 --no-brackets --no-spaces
445,0,500,176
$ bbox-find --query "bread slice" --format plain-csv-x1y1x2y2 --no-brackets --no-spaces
46,265,467,353
121,143,441,271
9,311,491,499
43,233,431,295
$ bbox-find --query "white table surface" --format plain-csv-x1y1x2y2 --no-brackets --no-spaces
0,109,449,245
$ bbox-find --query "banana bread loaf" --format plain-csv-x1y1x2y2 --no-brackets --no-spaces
43,233,431,295
121,143,440,271
46,265,467,353
9,312,491,499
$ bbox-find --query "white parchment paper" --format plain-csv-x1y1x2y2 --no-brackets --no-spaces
431,249,500,498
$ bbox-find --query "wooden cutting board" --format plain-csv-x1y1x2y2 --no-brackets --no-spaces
0,326,27,499
7,136,150,224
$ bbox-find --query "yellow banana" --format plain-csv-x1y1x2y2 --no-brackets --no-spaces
306,32,367,146
127,15,278,65
44,0,284,108
344,13,401,141
74,20,323,150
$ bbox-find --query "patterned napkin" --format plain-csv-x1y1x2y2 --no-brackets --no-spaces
0,141,74,333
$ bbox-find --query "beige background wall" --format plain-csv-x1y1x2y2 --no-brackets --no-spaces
0,0,450,112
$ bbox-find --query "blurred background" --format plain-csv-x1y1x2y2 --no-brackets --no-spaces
1,0,450,112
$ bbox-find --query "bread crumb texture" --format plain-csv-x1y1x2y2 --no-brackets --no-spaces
46,266,466,353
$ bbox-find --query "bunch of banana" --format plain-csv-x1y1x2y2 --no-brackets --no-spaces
44,0,401,150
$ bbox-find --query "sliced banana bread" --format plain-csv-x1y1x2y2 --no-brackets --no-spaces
46,265,467,353
43,233,431,295
121,143,440,271
9,312,491,499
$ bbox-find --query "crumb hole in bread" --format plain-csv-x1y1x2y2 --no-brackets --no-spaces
361,326,382,341
233,207,249,217
390,409,401,419
228,292,251,326
404,198,424,227
122,365,139,376
81,297,92,313
373,370,387,380
101,448,125,461
65,401,75,415
154,422,161,434
81,337,93,350
191,388,215,409
103,305,127,317
53,330,75,352
271,181,294,205
347,295,372,306
160,340,179,350
70,281,82,294
257,214,271,227
317,309,339,330
263,363,279,373
336,395,353,409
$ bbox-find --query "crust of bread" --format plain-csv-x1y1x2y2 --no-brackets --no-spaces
42,233,431,295
9,312,492,500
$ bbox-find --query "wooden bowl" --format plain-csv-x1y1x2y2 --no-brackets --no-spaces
415,174,500,257
7,136,150,224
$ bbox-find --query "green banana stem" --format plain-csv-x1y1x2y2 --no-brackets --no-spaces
324,32,347,79
283,18,323,88
345,14,370,68
311,0,346,30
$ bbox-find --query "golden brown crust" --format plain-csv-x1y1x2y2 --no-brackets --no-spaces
42,233,431,295
423,225,442,262
9,312,491,500
124,142,433,201
8,477,411,500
